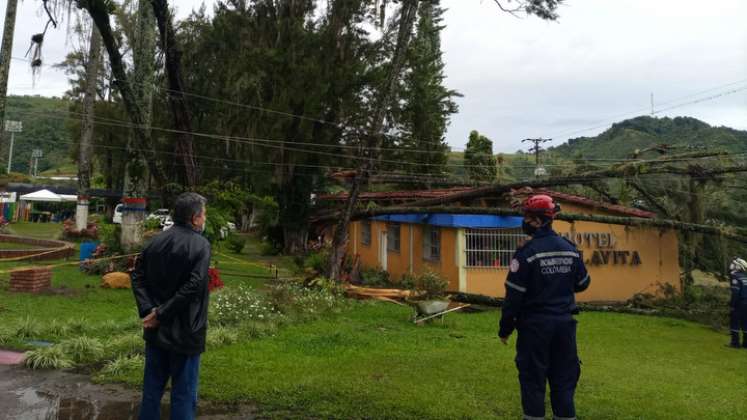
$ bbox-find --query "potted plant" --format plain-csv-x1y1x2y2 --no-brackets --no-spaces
410,271,450,316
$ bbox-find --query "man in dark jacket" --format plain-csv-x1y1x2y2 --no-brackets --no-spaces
132,192,211,420
728,257,747,348
498,194,590,420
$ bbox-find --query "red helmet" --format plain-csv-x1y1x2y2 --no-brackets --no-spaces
522,194,560,219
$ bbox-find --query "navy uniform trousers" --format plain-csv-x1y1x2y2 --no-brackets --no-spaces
516,315,580,420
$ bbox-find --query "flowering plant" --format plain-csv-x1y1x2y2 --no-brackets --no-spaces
210,286,278,325
208,267,224,292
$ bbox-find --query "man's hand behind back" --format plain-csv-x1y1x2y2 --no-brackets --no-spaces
143,310,160,329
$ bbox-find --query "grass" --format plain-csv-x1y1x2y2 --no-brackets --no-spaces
7,222,64,239
98,303,747,420
0,242,43,250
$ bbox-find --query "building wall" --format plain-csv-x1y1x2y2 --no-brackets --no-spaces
466,221,681,302
349,221,460,290
350,209,681,303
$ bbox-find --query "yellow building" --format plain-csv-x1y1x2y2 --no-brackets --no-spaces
324,189,681,303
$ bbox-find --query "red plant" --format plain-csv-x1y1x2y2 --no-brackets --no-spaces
208,267,224,292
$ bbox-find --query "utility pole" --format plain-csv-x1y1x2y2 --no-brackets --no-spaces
650,92,654,116
4,120,21,173
31,149,42,176
522,137,552,177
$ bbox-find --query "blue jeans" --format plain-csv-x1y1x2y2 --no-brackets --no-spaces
139,343,201,420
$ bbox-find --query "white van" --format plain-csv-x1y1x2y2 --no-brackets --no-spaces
113,204,123,224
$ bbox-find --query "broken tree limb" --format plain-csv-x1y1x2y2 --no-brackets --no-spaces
399,160,747,209
316,205,747,245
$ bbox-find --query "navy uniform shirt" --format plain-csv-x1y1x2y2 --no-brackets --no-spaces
499,226,590,338
730,271,747,306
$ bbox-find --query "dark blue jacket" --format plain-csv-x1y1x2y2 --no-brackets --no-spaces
499,226,590,338
730,271,747,307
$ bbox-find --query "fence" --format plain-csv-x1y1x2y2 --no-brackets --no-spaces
465,228,526,269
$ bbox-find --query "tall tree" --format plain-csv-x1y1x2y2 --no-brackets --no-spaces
120,0,157,250
0,0,24,175
329,0,421,281
394,0,459,184
464,130,496,183
0,0,19,128
151,0,197,188
76,24,102,231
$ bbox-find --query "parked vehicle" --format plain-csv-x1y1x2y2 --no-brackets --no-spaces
113,204,123,224
147,208,171,223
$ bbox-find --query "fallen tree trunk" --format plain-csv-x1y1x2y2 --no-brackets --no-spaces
315,205,747,245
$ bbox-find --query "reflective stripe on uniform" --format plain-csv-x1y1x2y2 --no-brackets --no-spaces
577,274,590,286
526,251,580,263
523,415,545,420
553,417,577,420
506,280,527,293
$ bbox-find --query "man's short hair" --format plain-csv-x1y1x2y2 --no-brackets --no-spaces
173,192,207,225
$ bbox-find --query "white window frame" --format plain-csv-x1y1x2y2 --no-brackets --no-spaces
465,228,526,269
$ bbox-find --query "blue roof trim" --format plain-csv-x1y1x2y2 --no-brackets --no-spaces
371,213,523,229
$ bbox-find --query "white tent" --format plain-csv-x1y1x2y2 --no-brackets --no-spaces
19,189,77,203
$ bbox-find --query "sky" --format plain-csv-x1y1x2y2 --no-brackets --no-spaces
1,0,745,153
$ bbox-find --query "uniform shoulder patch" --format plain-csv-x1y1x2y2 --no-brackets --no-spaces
510,258,520,273
734,279,739,285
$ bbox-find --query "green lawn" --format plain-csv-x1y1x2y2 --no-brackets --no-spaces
96,303,746,420
7,222,64,239
1,233,745,419
0,242,43,250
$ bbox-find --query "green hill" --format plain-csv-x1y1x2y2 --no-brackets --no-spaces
1,95,73,175
549,116,747,159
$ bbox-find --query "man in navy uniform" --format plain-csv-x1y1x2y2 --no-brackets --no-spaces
498,194,591,420
728,257,747,348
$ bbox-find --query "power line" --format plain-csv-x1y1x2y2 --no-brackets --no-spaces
10,56,465,152
544,79,747,141
12,106,747,180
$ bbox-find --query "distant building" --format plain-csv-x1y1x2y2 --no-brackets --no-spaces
319,188,680,303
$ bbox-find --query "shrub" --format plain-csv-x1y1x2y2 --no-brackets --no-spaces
143,218,162,231
207,326,239,348
60,336,105,364
238,320,279,339
360,267,390,288
400,273,417,290
303,249,330,276
626,283,730,329
106,333,144,358
62,219,98,240
0,328,11,346
208,268,225,292
24,346,74,370
269,280,348,319
210,286,279,326
14,317,42,339
101,354,144,376
260,241,281,256
226,234,246,254
417,271,449,300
